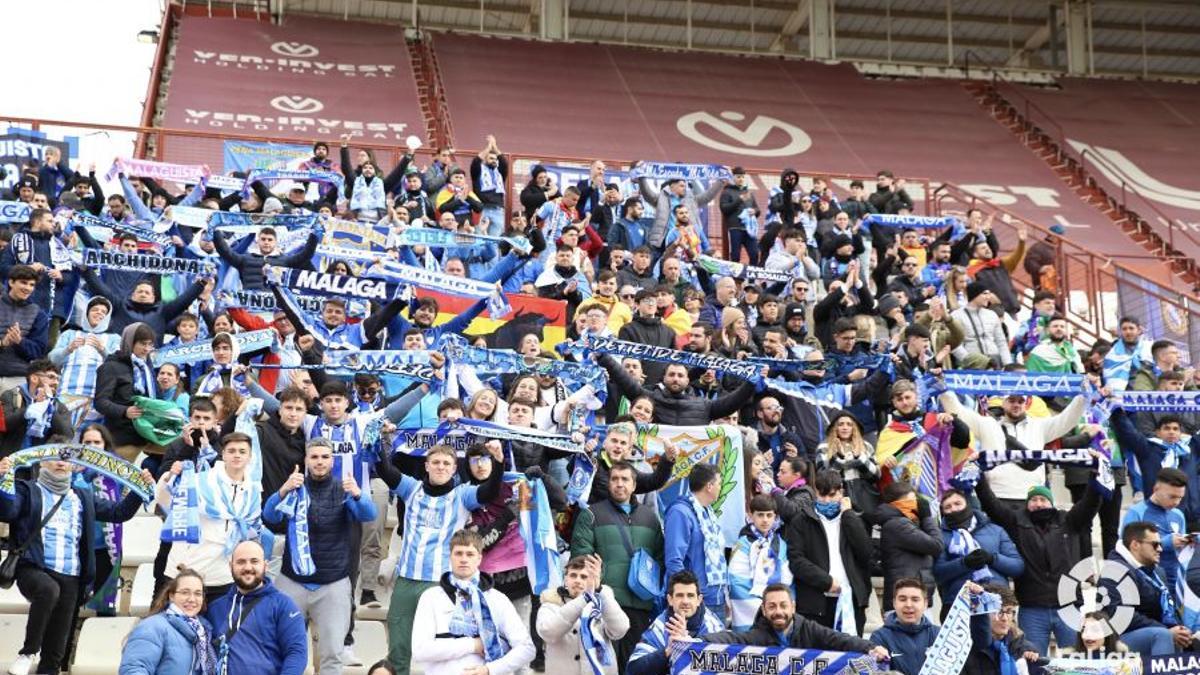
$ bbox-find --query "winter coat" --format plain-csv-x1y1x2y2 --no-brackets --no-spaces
875,503,943,609
263,474,377,585
205,580,308,675
212,229,321,292
412,572,537,675
0,291,49,377
978,475,1100,608
155,462,261,587
581,453,675,507
783,502,872,617
0,227,78,320
0,386,74,457
664,496,728,607
869,612,940,675
933,510,1024,603
964,616,1038,675
80,267,206,340
601,354,756,426
0,477,142,604
618,315,676,385
536,585,630,675
47,297,120,398
119,611,214,675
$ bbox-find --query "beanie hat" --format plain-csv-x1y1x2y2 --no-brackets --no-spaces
966,281,988,302
1027,485,1054,505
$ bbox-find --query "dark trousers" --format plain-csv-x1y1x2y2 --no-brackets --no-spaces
17,564,80,674
802,596,866,637
1069,483,1122,558
152,540,171,599
727,229,759,266
617,607,655,675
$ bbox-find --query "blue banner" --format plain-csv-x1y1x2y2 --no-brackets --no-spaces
0,201,30,224
0,445,153,502
222,140,311,174
932,370,1085,397
1113,389,1200,412
669,642,880,675
629,162,733,183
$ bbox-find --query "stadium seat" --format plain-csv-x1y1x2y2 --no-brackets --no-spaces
70,617,139,675
128,563,156,617
121,516,163,568
0,614,29,671
347,620,389,674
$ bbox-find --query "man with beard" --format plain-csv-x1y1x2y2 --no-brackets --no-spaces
868,170,913,215
920,241,954,293
965,227,1027,317
703,584,886,658
600,358,759,426
626,571,726,675
1024,315,1084,374
469,135,509,236
536,244,591,318
299,140,335,172
206,540,307,675
1102,316,1153,392
876,380,971,486
607,197,646,255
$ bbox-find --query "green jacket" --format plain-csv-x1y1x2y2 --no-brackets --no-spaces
570,497,664,611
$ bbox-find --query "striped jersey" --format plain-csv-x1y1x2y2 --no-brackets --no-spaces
53,329,121,398
630,608,726,664
303,412,380,487
392,475,482,581
39,486,82,577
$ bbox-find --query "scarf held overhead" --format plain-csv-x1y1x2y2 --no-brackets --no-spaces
628,163,733,183
82,249,215,278
0,444,153,502
265,265,401,303
569,333,762,382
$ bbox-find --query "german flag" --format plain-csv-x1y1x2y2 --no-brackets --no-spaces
415,289,568,349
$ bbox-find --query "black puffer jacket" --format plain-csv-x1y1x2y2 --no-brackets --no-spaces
784,502,873,618
705,608,874,653
875,503,943,610
617,315,676,385
600,354,756,426
977,475,1101,608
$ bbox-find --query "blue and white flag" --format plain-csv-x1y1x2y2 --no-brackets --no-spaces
324,350,436,381
1112,389,1200,412
629,162,732,183
209,210,321,231
0,201,31,224
440,334,607,401
670,641,881,675
0,444,153,501
152,328,277,368
265,265,401,303
696,255,792,284
1177,543,1200,632
861,214,965,240
518,477,562,595
389,225,531,255
161,461,201,544
932,370,1085,398
568,333,762,382
83,249,215,277
274,483,316,577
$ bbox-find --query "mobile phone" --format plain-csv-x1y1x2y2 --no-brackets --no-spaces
191,429,204,447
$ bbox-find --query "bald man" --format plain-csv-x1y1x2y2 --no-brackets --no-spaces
206,540,309,674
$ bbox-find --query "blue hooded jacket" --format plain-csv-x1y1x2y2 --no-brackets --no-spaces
869,611,940,675
119,612,214,675
205,579,308,675
932,510,1024,603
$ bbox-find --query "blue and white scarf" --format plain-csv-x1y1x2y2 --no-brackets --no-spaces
218,289,327,316
154,329,277,368
579,590,613,675
1148,437,1192,470
350,175,386,214
130,354,156,397
195,464,261,556
918,585,1002,675
0,201,31,224
860,214,965,240
566,453,597,507
441,334,607,399
477,164,505,194
1113,389,1200,412
234,399,265,483
448,574,509,662
264,265,401,304
695,255,791,284
273,482,316,577
161,461,202,543
83,248,215,278
208,210,321,231
628,162,732,183
166,603,218,675
240,169,343,197
928,370,1085,398
1177,543,1200,632
194,365,250,397
21,387,55,449
946,518,994,582
689,493,727,589
568,333,761,382
368,260,510,317
386,226,530,255
112,220,172,248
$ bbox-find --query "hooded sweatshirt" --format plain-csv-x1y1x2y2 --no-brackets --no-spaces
49,297,121,398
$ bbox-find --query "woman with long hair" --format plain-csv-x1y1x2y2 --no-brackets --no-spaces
1070,611,1128,658
817,411,879,515
466,388,500,422
943,266,969,311
718,308,757,359
119,568,218,675
629,395,655,425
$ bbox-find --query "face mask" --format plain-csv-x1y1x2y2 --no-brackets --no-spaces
943,507,973,530
1029,507,1055,526
814,500,841,520
892,496,919,521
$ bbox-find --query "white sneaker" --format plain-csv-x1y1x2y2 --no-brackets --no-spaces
8,653,36,675
340,646,363,667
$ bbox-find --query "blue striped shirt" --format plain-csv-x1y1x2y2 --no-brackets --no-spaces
392,475,481,581
38,486,82,577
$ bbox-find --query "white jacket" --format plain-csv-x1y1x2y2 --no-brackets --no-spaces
155,462,259,586
536,585,630,675
951,305,1012,366
941,393,1086,499
413,575,536,675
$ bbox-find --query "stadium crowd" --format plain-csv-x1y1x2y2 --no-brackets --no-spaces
0,134,1196,675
